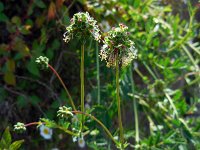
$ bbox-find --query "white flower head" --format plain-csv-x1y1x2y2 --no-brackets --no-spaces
85,103,90,110
78,136,86,148
86,93,92,103
100,21,111,32
39,125,53,140
71,115,79,123
51,148,59,150
72,136,78,142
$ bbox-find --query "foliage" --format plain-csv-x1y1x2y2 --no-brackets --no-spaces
0,127,24,150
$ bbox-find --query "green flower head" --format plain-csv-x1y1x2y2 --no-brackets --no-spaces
14,122,26,133
35,56,49,70
100,24,137,68
63,12,101,43
57,106,73,118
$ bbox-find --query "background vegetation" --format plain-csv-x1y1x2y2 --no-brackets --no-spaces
0,0,200,149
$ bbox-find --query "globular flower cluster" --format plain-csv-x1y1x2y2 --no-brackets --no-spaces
35,56,49,70
14,122,26,133
99,24,137,68
57,106,73,118
63,12,101,43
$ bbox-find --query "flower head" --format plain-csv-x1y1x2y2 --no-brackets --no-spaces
39,124,53,140
35,56,49,70
99,24,137,68
14,122,26,133
78,136,86,148
63,12,101,43
57,106,73,118
86,93,92,103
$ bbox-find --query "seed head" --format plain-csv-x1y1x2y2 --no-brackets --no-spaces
57,106,73,118
63,12,101,43
99,24,137,68
14,122,26,133
35,56,49,70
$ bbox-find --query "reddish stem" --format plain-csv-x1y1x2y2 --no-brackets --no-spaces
48,64,76,111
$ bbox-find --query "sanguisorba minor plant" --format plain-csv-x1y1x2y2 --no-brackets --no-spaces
100,24,137,149
13,12,137,150
63,12,101,130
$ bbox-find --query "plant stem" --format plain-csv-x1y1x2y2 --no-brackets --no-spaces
81,44,85,130
129,65,139,143
48,64,76,111
165,92,179,118
56,125,78,136
96,42,100,104
116,54,124,149
25,122,41,127
72,111,117,145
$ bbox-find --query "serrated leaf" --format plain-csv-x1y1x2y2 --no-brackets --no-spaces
4,71,16,86
40,118,57,128
9,140,24,150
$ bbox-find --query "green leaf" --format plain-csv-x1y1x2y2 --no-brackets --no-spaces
4,71,16,86
30,95,41,106
51,39,60,50
0,127,12,148
40,118,57,128
6,59,15,72
9,140,24,150
0,13,8,22
17,96,27,108
11,16,21,26
26,59,40,76
133,0,140,8
34,0,46,8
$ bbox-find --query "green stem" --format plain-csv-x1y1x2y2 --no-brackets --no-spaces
129,65,139,143
72,111,117,145
143,61,157,80
25,121,77,136
96,42,100,104
48,64,76,111
165,92,179,118
81,44,85,130
116,54,124,149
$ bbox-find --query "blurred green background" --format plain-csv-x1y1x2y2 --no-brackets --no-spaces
0,0,200,149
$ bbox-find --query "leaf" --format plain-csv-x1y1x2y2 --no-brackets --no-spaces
30,95,41,106
0,13,8,22
6,59,15,72
40,118,57,128
133,0,140,8
13,38,30,56
17,96,27,108
11,16,21,26
48,2,56,21
51,39,60,50
9,140,24,150
0,127,12,148
4,71,16,86
34,0,46,8
26,59,40,76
